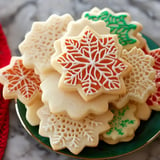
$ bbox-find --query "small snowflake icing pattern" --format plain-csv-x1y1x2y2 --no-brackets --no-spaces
52,26,131,101
145,49,160,111
113,47,156,108
82,7,143,50
37,105,113,155
101,103,140,144
0,57,41,105
19,14,73,74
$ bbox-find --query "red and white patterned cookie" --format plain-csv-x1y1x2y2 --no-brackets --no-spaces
146,49,160,111
0,57,41,105
51,23,132,101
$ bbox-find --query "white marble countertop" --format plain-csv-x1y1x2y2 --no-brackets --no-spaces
1,0,160,159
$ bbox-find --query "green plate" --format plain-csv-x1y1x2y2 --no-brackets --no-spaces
16,35,160,160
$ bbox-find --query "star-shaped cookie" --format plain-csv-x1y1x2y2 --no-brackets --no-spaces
52,26,131,101
19,14,73,74
0,57,41,105
37,105,113,155
113,47,156,108
101,103,140,144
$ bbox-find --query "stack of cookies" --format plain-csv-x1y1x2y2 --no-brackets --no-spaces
0,7,160,155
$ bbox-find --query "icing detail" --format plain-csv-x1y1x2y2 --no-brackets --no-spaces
57,28,128,96
149,50,160,70
38,105,112,153
19,15,72,72
147,73,160,106
106,106,135,136
44,113,102,146
2,59,41,100
84,11,137,46
146,49,160,106
38,105,113,154
114,48,155,108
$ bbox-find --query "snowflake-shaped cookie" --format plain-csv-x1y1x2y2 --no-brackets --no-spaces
52,26,131,101
41,71,118,120
82,7,144,50
113,47,156,108
101,103,140,144
19,14,73,74
146,49,160,111
37,105,113,155
0,57,41,105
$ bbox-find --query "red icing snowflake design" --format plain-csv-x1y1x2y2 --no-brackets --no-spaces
57,28,129,96
2,58,41,102
146,49,160,106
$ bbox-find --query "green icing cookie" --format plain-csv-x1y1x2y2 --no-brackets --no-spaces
101,103,140,144
106,106,135,136
84,9,140,47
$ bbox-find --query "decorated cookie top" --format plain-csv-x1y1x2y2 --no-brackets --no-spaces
37,105,113,155
0,57,41,105
19,14,73,74
82,7,143,50
52,26,131,101
40,71,118,120
102,103,140,144
113,47,156,108
146,49,160,110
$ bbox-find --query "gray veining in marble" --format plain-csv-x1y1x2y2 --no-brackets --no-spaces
1,0,160,160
